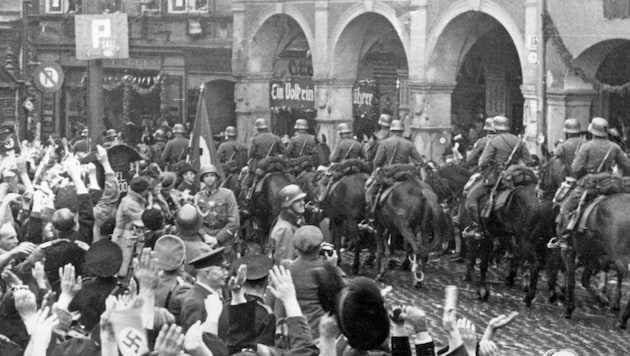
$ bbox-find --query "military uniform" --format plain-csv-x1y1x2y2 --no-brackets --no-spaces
195,187,240,265
465,132,531,220
554,136,585,176
330,137,365,163
155,272,194,324
366,129,391,162
161,136,189,169
287,133,316,159
217,139,248,174
249,132,286,161
373,135,423,168
466,134,494,168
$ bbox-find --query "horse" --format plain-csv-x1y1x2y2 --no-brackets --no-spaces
312,170,373,274
220,171,242,200
245,171,295,248
374,178,452,288
461,182,557,305
563,192,630,328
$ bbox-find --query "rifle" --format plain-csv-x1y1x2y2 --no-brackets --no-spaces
480,139,521,218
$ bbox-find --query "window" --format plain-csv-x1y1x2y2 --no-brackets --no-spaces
603,0,630,19
139,0,161,13
168,0,209,13
45,0,65,13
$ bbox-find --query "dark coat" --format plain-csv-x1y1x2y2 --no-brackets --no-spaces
69,277,119,332
218,294,275,347
330,138,365,163
373,135,422,168
287,133,316,159
179,282,213,331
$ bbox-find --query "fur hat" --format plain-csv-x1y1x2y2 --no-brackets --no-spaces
336,277,389,351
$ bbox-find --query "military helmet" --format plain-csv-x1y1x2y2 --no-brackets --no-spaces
225,126,237,137
199,164,220,179
588,117,608,138
337,123,352,135
279,184,306,209
378,114,392,128
483,118,495,131
173,123,186,134
563,118,581,134
390,120,404,132
255,118,269,130
294,119,309,131
154,129,166,141
493,116,510,131
175,204,203,236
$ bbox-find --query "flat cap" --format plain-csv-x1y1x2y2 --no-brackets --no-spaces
233,254,273,281
188,247,225,269
154,235,186,271
293,225,323,254
83,239,123,278
129,176,151,193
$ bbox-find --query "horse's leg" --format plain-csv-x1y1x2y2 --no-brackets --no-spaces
546,249,562,303
347,221,362,275
478,238,492,301
463,236,476,282
561,247,577,318
524,253,543,307
618,268,630,329
375,226,387,282
581,262,609,306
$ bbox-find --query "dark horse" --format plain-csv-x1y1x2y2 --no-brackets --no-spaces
246,171,295,247
313,171,372,274
563,193,630,328
461,182,556,305
375,178,452,287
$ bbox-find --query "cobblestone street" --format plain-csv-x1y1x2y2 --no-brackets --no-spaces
340,252,630,356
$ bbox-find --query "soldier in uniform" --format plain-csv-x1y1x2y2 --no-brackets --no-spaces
287,119,316,159
365,114,393,162
152,128,168,169
153,234,194,324
549,117,630,249
195,165,240,267
240,118,286,200
466,118,496,168
553,118,584,176
359,120,423,233
218,254,275,347
161,124,189,170
217,126,248,176
269,184,306,265
330,123,365,163
464,116,532,236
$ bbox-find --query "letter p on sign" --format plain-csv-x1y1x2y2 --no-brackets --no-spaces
92,19,111,49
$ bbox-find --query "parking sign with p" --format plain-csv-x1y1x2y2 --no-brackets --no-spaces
75,14,129,60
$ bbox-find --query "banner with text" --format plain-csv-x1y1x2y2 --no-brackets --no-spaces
352,81,377,116
269,79,315,110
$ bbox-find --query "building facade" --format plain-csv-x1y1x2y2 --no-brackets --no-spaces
233,0,630,159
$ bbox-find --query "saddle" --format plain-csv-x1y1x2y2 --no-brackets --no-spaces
254,157,287,177
379,164,421,187
329,159,370,181
576,195,607,232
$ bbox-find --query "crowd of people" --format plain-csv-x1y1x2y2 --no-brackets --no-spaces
0,114,585,356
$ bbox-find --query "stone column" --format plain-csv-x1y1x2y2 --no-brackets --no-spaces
315,79,354,150
408,82,456,162
547,89,595,146
521,86,539,154
235,72,272,144
522,0,541,154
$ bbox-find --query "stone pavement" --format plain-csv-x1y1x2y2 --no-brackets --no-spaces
340,251,630,356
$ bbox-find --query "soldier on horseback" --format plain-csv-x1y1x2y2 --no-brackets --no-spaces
549,117,630,249
330,123,365,163
553,118,584,177
466,118,496,168
217,126,248,176
240,118,286,202
359,120,423,234
287,119,316,159
365,114,393,162
464,115,531,237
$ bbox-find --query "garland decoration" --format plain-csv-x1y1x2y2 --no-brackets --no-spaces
159,74,169,122
543,11,630,94
123,79,131,125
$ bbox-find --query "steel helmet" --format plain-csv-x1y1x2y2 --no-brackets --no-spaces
378,114,392,128
225,126,237,137
493,116,510,131
176,204,203,236
294,119,309,131
173,123,186,134
390,120,404,132
279,184,306,209
483,118,495,131
199,164,220,179
154,129,166,141
588,117,608,137
255,118,269,130
563,118,581,134
337,123,352,135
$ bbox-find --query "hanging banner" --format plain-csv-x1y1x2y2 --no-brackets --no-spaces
269,78,315,110
75,14,129,60
352,81,377,116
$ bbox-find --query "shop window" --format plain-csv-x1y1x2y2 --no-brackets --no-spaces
168,0,209,13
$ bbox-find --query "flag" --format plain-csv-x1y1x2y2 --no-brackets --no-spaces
189,85,222,187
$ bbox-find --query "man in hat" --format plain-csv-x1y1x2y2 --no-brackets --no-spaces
153,235,193,324
180,247,227,331
68,239,124,332
550,117,630,249
195,164,240,266
103,129,120,148
287,119,316,159
161,123,189,170
175,204,214,270
553,118,584,177
270,184,306,265
217,126,248,176
112,175,151,277
152,128,168,169
359,120,423,233
217,254,275,347
330,123,365,163
178,162,198,197
465,116,531,237
72,129,89,155
466,117,496,168
240,118,286,200
365,113,392,162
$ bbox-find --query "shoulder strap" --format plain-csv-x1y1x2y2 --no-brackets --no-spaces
343,141,358,160
596,144,614,173
298,137,309,156
265,139,277,158
389,141,399,165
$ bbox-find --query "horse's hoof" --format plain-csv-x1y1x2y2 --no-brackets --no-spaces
618,320,628,330
478,287,489,301
523,296,533,307
400,258,411,271
564,308,574,319
413,280,423,289
597,295,610,307
548,293,558,304
612,303,620,312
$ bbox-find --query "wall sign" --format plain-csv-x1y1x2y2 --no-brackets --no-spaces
269,79,315,110
75,14,129,60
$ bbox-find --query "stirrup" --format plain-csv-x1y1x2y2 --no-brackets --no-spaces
547,236,569,249
358,219,376,234
462,226,484,240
